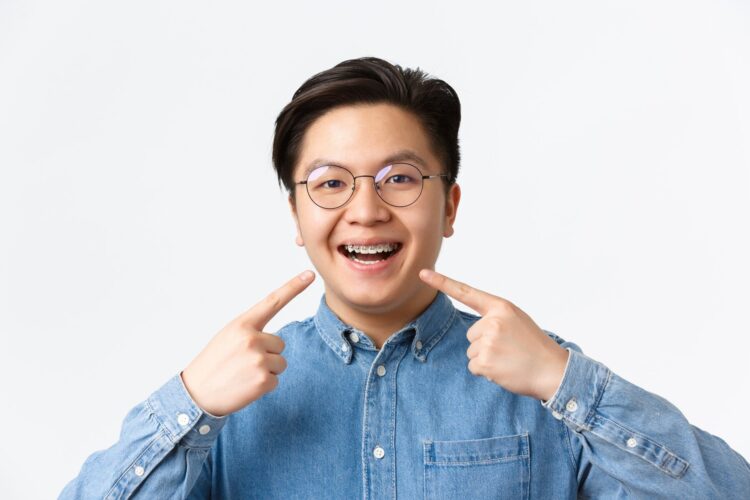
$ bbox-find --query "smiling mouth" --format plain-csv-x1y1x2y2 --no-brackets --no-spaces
337,242,403,265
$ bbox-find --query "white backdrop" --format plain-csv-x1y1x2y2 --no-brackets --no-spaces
1,1,748,498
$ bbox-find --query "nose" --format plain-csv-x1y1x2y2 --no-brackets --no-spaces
342,176,391,225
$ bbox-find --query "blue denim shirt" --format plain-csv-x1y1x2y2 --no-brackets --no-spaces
60,292,750,499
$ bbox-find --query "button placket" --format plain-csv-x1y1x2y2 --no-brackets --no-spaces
361,343,408,499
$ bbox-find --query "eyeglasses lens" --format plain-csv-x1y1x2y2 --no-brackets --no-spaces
305,163,424,208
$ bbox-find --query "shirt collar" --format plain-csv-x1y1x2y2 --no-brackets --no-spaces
313,291,458,364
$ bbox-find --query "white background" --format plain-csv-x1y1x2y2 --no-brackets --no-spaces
1,1,749,497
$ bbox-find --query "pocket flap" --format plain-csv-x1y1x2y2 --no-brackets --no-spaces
424,433,529,465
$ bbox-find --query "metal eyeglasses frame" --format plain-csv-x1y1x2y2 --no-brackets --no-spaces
294,162,450,209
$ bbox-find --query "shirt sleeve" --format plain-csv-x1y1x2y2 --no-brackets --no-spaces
540,336,750,498
58,372,227,499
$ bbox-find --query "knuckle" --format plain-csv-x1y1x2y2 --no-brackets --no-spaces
457,282,472,298
246,333,261,349
485,336,501,350
276,337,286,352
264,373,279,390
488,316,504,329
496,300,514,315
476,350,490,367
248,351,266,366
264,292,282,311
257,370,272,385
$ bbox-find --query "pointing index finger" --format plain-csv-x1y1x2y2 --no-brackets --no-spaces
419,269,495,316
242,270,315,331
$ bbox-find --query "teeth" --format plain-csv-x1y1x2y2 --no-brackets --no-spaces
345,243,398,254
351,256,383,265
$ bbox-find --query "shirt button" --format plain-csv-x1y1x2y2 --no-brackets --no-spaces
349,332,360,343
134,465,145,477
551,410,563,420
341,341,350,352
565,399,578,412
373,446,385,459
415,340,423,350
198,424,211,435
626,437,638,448
177,413,190,426
376,365,386,377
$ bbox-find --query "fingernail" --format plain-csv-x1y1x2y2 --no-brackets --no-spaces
419,269,434,280
299,270,314,282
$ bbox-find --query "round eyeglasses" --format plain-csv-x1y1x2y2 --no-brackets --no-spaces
295,163,449,209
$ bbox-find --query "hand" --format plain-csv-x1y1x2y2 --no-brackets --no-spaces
181,270,316,417
419,269,568,401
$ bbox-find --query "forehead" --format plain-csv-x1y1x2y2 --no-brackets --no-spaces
294,103,442,178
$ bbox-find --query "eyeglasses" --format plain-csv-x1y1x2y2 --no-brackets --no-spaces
295,163,449,209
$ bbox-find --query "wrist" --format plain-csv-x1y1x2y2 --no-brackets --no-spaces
536,347,569,402
180,369,215,416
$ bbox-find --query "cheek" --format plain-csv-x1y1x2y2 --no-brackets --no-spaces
404,207,445,251
297,207,337,244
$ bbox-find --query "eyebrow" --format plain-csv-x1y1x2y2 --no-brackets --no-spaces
301,149,430,179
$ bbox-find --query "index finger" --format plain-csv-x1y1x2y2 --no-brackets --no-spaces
241,270,316,330
419,269,496,316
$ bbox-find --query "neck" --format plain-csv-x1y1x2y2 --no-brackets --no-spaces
324,285,438,349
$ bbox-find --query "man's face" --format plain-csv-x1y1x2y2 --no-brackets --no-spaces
289,103,460,315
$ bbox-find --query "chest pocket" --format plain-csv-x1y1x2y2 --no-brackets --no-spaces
423,433,530,500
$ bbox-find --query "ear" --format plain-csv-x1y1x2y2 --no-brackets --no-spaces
443,183,461,238
288,194,305,246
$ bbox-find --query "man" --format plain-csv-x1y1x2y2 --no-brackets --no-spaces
60,57,750,499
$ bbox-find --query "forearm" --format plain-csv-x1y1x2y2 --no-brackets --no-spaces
543,343,750,498
58,374,225,499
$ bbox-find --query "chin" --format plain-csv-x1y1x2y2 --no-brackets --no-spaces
333,280,415,312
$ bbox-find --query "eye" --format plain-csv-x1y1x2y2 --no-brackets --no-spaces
312,179,347,190
385,174,415,184
323,180,343,189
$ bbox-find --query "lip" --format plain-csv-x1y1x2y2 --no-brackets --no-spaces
335,240,404,275
337,238,402,246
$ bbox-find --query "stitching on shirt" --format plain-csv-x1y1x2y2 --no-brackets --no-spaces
360,352,375,499
424,306,458,355
589,413,690,478
582,363,612,430
561,416,579,471
145,397,177,444
105,430,168,498
276,320,305,338
389,345,410,498
544,348,575,412
425,455,529,466
313,313,348,362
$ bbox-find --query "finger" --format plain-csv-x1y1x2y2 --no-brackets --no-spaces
466,341,480,359
466,325,483,343
265,353,287,375
257,332,285,354
419,269,495,315
242,270,315,330
467,357,482,376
